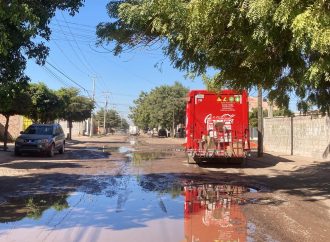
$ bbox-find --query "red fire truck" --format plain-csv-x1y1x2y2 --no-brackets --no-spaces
185,90,250,163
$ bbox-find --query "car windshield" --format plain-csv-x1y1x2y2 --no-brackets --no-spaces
24,126,53,135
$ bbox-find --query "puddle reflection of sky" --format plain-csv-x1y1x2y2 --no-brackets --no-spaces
0,176,255,242
0,176,184,242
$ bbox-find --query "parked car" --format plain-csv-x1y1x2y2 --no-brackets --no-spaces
158,128,167,138
15,123,66,157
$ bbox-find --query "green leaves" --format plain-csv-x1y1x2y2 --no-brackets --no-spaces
28,83,61,123
94,109,127,130
56,87,94,123
97,0,330,114
130,82,188,130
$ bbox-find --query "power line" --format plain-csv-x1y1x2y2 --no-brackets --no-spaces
55,16,95,76
51,23,96,32
88,44,159,86
54,19,97,29
45,61,88,94
51,28,96,39
60,12,98,75
56,15,110,93
52,39,91,77
43,66,71,88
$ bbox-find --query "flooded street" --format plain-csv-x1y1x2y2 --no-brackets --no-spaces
0,135,329,241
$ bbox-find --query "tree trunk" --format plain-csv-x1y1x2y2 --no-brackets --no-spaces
257,85,263,157
3,115,10,151
68,120,73,140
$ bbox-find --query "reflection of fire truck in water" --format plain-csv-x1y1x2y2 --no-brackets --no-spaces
185,90,250,164
184,184,247,242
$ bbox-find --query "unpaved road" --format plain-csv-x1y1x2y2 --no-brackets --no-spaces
0,134,329,242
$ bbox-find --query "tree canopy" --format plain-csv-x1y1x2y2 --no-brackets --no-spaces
56,87,94,139
94,108,129,130
129,82,188,130
0,81,32,149
97,0,330,113
0,1,84,66
27,83,62,123
56,87,94,123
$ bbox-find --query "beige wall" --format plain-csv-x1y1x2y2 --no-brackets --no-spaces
264,115,330,159
0,115,23,140
58,120,86,138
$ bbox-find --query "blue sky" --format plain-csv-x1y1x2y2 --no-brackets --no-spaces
26,0,297,121
26,0,205,121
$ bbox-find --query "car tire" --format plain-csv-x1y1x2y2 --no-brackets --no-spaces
59,142,65,154
14,148,21,156
48,144,55,157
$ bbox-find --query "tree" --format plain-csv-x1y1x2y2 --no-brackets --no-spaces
56,87,94,139
120,118,129,130
0,1,84,70
249,107,292,127
28,83,62,124
97,0,330,114
0,82,32,150
130,82,188,133
249,108,268,127
273,108,293,117
94,108,128,132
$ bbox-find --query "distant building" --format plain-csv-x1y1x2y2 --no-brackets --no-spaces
248,97,278,113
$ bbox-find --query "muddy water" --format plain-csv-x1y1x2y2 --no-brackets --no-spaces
0,146,257,242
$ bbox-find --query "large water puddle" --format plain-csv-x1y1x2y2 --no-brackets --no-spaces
0,174,258,242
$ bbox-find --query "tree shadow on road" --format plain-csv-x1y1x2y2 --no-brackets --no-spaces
0,161,83,170
195,152,295,169
323,143,330,159
247,160,330,201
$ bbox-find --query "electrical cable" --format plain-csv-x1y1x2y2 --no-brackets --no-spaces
61,12,98,75
45,61,89,94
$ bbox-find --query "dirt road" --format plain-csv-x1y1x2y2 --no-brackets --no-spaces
0,134,329,242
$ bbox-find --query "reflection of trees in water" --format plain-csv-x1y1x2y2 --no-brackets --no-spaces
131,152,169,165
138,174,183,198
0,194,69,222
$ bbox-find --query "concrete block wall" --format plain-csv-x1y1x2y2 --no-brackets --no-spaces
264,116,330,159
264,117,291,154
293,116,330,158
58,120,86,138
0,115,23,140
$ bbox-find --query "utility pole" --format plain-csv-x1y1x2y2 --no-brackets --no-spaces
257,84,263,157
103,94,108,134
172,109,175,138
90,77,96,137
102,92,111,135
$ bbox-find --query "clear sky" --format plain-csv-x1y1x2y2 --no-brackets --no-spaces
26,0,206,122
26,0,296,122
